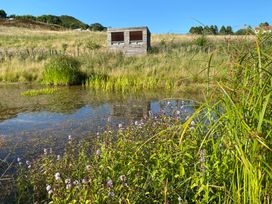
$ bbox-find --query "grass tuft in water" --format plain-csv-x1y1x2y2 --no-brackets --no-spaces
42,55,85,86
21,87,59,96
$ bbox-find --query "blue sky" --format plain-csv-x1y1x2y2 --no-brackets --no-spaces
1,0,271,33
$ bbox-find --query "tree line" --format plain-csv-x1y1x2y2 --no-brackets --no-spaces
189,22,270,35
0,9,106,31
189,25,252,35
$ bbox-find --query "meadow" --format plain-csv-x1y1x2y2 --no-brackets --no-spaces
0,26,271,203
0,26,254,91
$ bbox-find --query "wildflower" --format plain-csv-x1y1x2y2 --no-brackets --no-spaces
118,123,123,128
107,117,111,122
44,148,47,155
65,178,71,184
106,179,113,188
68,135,72,140
178,196,182,204
73,180,79,186
48,190,53,195
190,120,195,125
82,178,87,184
57,155,61,160
18,162,22,166
55,172,61,180
96,149,101,157
86,165,91,171
26,160,31,166
176,110,181,115
96,132,100,136
46,185,51,192
66,183,72,190
134,121,139,126
108,191,115,197
189,126,195,131
49,148,53,154
27,165,31,169
200,149,205,163
167,101,171,105
17,157,21,162
119,175,126,182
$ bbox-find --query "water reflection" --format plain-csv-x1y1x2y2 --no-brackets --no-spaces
0,84,203,160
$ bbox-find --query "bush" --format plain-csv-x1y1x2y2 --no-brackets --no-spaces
194,35,208,46
42,55,84,85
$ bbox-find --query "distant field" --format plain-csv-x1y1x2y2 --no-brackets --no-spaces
0,26,255,90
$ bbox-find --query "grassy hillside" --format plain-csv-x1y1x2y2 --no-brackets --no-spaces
0,26,255,91
0,19,64,30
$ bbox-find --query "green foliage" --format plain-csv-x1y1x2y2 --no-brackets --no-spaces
85,40,101,51
42,55,85,85
259,22,270,27
235,26,255,35
0,9,7,18
37,15,62,25
189,26,203,34
89,23,106,31
194,35,208,46
21,87,59,96
14,15,36,21
189,25,219,35
219,26,233,35
59,15,88,29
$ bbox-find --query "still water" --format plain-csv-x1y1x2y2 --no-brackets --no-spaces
0,84,202,160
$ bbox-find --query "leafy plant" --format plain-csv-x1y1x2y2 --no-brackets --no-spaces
42,55,85,85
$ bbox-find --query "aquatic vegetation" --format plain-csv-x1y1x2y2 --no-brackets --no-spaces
12,33,272,203
21,87,59,96
42,55,85,85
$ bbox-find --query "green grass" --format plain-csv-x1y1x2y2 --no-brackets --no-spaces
42,55,85,85
13,33,272,203
21,87,59,96
0,27,255,90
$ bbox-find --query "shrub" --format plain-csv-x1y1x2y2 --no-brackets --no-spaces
42,55,84,85
194,35,208,46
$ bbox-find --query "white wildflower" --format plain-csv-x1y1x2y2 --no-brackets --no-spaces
86,165,91,171
46,185,51,192
55,172,61,180
65,178,71,184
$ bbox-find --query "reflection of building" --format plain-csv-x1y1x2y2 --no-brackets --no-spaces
111,101,150,120
107,26,151,56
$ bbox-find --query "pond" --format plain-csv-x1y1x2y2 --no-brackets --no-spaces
0,84,203,161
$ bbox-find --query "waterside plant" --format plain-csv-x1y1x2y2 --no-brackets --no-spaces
13,33,271,203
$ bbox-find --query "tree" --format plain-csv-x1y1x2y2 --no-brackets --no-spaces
210,25,218,35
259,22,269,27
235,26,254,35
189,26,203,35
219,26,226,35
37,15,61,25
0,9,7,19
225,26,233,35
89,23,106,31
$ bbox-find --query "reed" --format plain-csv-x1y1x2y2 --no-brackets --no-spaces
13,33,271,203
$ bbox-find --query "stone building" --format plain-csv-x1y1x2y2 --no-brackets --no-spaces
107,26,151,56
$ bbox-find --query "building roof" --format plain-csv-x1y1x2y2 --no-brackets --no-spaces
107,26,150,32
255,26,272,31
